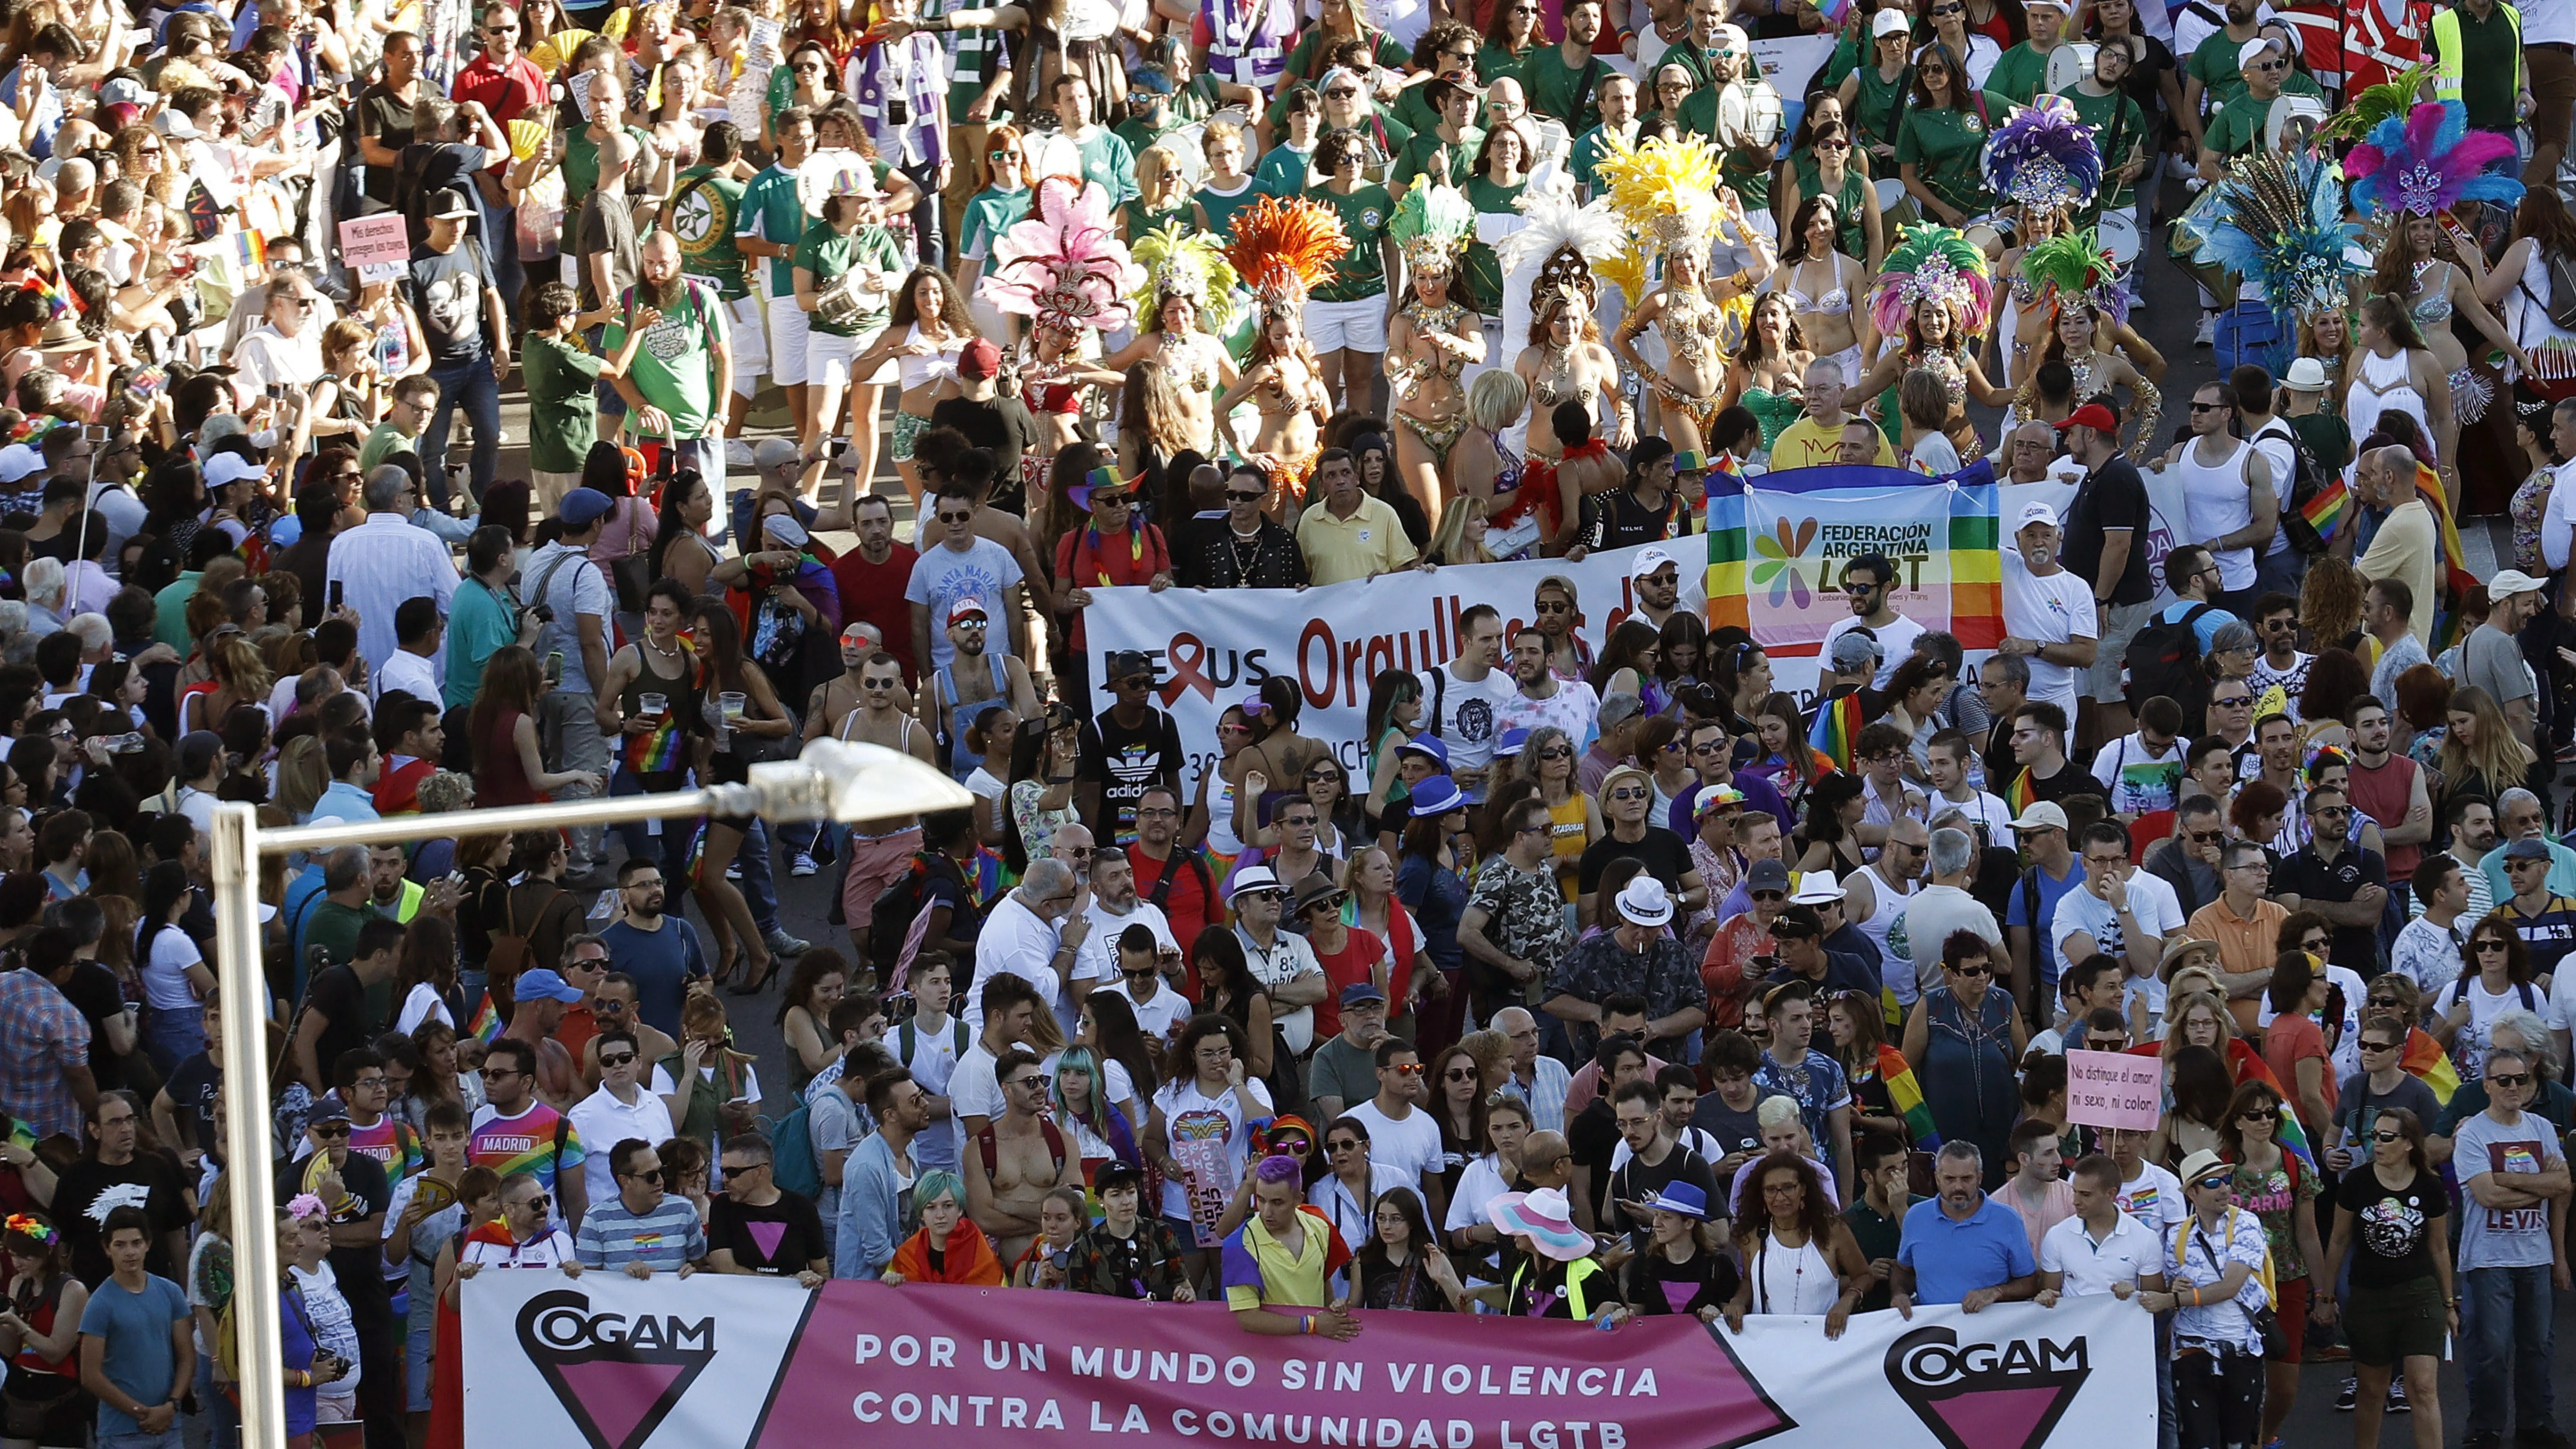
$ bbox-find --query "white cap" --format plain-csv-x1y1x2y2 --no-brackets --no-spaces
1788,875,1847,906
1713,22,1750,51
2015,500,2059,531
2010,801,2070,833
2491,569,2547,598
1630,544,1677,579
2236,34,2286,69
1873,8,1911,34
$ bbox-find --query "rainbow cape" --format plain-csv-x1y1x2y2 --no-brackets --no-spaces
1876,1043,1941,1149
2002,767,2041,817
2402,1026,2460,1105
2296,477,2350,542
2411,462,2477,652
1808,691,1864,772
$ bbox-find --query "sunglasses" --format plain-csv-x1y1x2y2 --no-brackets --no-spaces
2477,940,2510,953
936,509,977,524
1444,1069,1477,1081
2371,1130,2403,1143
2489,1072,2535,1087
598,1052,637,1068
312,1123,351,1138
1391,1063,1427,1076
2195,1174,2233,1191
1225,489,1265,502
521,1194,553,1212
619,1167,664,1183
2189,400,2229,413
2189,829,2225,845
1952,962,1994,977
1751,890,1785,902
1534,600,1572,614
2214,694,2254,708
2360,1039,2400,1054
1609,788,1649,801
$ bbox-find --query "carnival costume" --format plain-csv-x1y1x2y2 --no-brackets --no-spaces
1385,177,1480,463
1497,192,1636,442
2344,99,2525,422
1128,223,1242,393
979,175,1148,507
1594,135,1756,437
2016,227,2159,451
1869,224,1995,450
2186,146,2363,383
1223,194,1351,496
1980,97,2103,217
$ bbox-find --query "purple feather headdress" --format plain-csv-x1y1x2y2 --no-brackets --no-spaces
1980,97,2102,212
2345,100,2522,218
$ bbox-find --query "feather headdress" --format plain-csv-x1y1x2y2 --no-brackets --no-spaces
1495,191,1626,317
2189,146,2363,367
1388,177,1475,274
1223,194,1352,312
2019,228,2130,324
2345,100,2522,218
2318,61,2438,142
1980,98,2102,212
978,176,1147,335
1594,134,1728,287
1128,223,1240,336
1868,224,1993,338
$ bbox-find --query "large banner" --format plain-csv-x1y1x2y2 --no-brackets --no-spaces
1084,541,1705,796
463,1274,2156,1449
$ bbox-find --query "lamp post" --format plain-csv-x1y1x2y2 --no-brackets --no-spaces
207,740,973,1449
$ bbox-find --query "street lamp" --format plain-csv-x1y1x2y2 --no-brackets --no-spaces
207,739,973,1449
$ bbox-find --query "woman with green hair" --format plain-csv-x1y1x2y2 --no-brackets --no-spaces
1053,1042,1141,1181
882,1170,1006,1285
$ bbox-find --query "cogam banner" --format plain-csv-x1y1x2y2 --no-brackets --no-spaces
460,1274,2155,1449
1081,541,1705,798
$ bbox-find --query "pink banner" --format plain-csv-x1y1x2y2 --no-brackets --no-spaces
764,1283,1791,1449
2064,1051,2164,1132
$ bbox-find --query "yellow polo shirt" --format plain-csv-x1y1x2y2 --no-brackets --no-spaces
1296,494,1416,585
1770,415,1898,472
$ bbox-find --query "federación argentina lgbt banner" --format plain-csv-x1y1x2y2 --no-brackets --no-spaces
462,1274,2154,1449
1703,464,2004,698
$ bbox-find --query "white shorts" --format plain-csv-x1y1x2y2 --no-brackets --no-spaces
806,327,862,388
728,294,768,393
768,295,812,386
1304,294,1387,354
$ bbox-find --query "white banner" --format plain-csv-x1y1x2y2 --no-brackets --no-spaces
1082,541,1706,797
460,1272,2157,1449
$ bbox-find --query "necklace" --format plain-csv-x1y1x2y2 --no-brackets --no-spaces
1536,343,1577,405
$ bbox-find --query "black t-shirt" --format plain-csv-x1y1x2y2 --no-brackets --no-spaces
1622,1237,1739,1316
409,238,496,363
2272,845,2387,975
928,396,1040,493
356,81,417,201
2060,458,2153,607
305,965,377,1080
56,961,129,1094
2336,1164,2446,1289
2013,762,2110,813
1567,1100,1620,1225
1079,707,1186,841
276,1149,394,1304
53,1152,191,1287
1605,1143,1721,1235
1688,1095,1764,1175
163,1052,219,1155
708,1189,828,1274
1587,488,1693,553
1575,827,1695,900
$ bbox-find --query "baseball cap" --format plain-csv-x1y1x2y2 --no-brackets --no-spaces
2236,34,2286,69
1095,1160,1147,1191
1106,650,1153,680
206,452,266,489
1748,858,1791,893
1829,630,1882,672
2505,837,2553,861
763,513,810,548
514,968,586,1004
2016,500,2059,531
2490,569,2546,598
1340,981,1387,1008
1630,545,1677,580
1873,7,1911,33
2057,402,2123,435
959,337,1002,379
947,596,989,623
2011,801,2070,833
559,487,615,528
427,186,477,220
1598,692,1644,728
307,1094,353,1126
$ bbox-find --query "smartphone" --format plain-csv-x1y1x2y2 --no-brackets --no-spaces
327,580,344,612
545,649,564,685
265,383,283,400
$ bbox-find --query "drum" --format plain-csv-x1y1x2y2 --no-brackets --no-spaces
2043,42,2096,96
2263,94,2329,152
1875,176,1919,228
2168,182,2239,308
1716,79,1786,155
2099,210,2141,272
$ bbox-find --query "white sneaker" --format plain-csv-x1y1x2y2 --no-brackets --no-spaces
726,438,757,469
2195,311,2217,346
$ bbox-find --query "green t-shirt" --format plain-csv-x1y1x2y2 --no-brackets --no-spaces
792,221,904,337
523,330,609,473
1895,93,2004,218
1984,40,2058,105
1391,125,1483,193
1788,153,1871,258
670,165,750,300
737,162,810,300
1309,181,1394,302
1474,40,1541,89
600,278,731,439
1075,126,1140,207
1255,140,1318,195
1194,177,1267,234
2187,30,2249,109
2201,89,2272,161
1280,27,1411,84
1677,89,1774,210
958,185,1032,262
153,572,201,651
444,577,520,711
2439,3,2522,130
1819,26,1868,90
2064,83,2149,208
357,421,417,473
1391,84,1443,139
1850,62,1914,157
1119,196,1196,241
560,122,658,247
1463,173,1527,309
1522,45,1608,133
1116,76,1224,161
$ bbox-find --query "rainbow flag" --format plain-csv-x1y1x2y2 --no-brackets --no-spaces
2402,1027,2460,1105
623,712,686,773
2296,477,2350,542
221,229,268,273
2003,766,2039,817
466,992,501,1044
1808,691,1863,772
1876,1044,1941,1149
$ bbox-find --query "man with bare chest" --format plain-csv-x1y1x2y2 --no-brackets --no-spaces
964,1046,1084,1264
833,649,944,956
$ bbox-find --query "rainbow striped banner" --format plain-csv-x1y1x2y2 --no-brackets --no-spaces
1705,463,2004,670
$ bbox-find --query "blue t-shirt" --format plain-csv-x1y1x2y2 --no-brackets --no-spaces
597,918,709,1040
1898,1194,2037,1304
2004,858,2089,992
2155,600,2239,654
77,1273,190,1437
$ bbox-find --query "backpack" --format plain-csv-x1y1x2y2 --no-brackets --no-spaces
485,886,573,1018
975,1117,1069,1183
2259,419,2334,557
768,1097,822,1199
2124,601,2217,719
2520,247,2576,332
2172,1203,2278,1320
868,851,968,968
897,1015,972,1066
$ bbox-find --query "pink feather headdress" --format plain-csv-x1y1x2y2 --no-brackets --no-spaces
976,177,1147,336
2344,100,2522,218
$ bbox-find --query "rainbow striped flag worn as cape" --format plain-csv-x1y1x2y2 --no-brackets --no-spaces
1808,691,1865,773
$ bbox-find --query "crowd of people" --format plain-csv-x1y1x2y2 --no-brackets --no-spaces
0,0,2562,1446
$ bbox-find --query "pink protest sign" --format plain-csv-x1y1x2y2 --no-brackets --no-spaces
338,214,411,271
2065,1050,2164,1132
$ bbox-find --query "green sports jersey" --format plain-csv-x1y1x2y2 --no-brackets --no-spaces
2200,89,2271,161
1463,174,1527,309
669,165,749,300
1309,181,1393,302
794,221,904,336
737,163,809,300
2062,84,2148,209
1984,41,2055,105
1522,45,1607,133
1895,93,2005,219
1391,125,1482,193
600,277,730,439
1255,140,1318,196
958,185,1033,262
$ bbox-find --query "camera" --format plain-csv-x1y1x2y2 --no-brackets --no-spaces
530,604,556,625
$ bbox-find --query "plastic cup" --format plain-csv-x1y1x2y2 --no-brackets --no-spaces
639,692,668,717
719,691,748,724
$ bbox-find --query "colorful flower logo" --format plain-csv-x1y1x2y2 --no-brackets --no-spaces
1749,516,1820,607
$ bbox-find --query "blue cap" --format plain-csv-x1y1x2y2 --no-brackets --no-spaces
1649,1181,1711,1219
514,967,586,1004
1339,980,1386,1008
560,487,616,528
1494,727,1531,758
1396,735,1450,767
1409,774,1465,817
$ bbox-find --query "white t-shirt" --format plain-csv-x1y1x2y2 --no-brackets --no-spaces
396,981,455,1037
1077,897,1177,1008
1417,662,1521,797
1152,1076,1276,1221
1927,788,2016,847
2002,553,2100,716
2051,869,2186,977
2429,976,2568,1081
964,894,1065,1037
895,1014,969,1170
2114,1161,2188,1236
1344,1098,1444,1194
1822,614,1925,690
2090,733,2189,818
1114,980,1192,1039
139,923,203,1011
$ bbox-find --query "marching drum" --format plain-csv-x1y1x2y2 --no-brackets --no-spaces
1874,176,1919,229
1716,79,1787,157
2263,94,2329,152
2042,42,2096,96
2168,181,2238,309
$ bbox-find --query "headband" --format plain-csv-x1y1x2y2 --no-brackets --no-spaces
2,1214,53,1244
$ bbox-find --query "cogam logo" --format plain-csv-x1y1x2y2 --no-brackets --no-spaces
1748,516,1821,607
519,1288,719,1449
1883,1324,2092,1449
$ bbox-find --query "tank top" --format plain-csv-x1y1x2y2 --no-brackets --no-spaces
937,653,1011,777
8,1274,73,1377
1548,793,1588,902
900,323,964,393
1852,861,1915,968
619,642,702,774
1206,767,1247,858
477,708,539,807
2177,437,2256,592
1748,1230,1839,1315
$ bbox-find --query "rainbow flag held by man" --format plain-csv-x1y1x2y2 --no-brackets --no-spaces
2296,477,2350,542
1808,691,1864,772
466,992,502,1044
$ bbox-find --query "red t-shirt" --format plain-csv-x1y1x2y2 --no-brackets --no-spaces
2346,755,2422,883
449,54,548,125
828,541,922,687
1131,845,1217,988
1308,926,1386,1041
2262,1011,2339,1126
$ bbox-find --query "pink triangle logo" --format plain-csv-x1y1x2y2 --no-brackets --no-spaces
1884,1325,2092,1449
747,1220,789,1262
518,1288,718,1449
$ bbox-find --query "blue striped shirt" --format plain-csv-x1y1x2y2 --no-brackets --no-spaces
574,1195,706,1273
